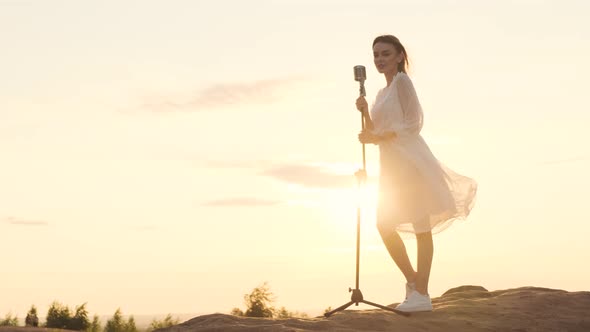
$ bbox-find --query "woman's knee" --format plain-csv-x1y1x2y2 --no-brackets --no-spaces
416,231,432,240
376,220,398,239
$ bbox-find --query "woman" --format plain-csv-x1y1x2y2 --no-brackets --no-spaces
356,35,477,312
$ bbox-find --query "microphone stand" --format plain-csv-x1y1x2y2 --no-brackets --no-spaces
323,76,410,318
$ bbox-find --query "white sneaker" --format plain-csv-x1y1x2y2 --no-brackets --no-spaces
405,281,416,299
395,290,433,312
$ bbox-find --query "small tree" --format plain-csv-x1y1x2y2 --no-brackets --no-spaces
105,308,125,332
231,283,310,319
88,315,101,332
25,305,39,327
243,282,275,318
275,306,290,319
46,301,71,329
124,316,137,332
230,307,244,316
0,313,18,326
25,307,38,327
68,302,90,331
105,309,136,332
274,306,308,319
148,314,179,331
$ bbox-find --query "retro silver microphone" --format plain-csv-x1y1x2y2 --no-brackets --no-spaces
353,65,368,173
353,65,366,97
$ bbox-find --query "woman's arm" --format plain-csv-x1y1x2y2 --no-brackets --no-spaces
356,94,397,144
378,131,397,141
362,108,396,143
395,74,423,136
358,128,397,144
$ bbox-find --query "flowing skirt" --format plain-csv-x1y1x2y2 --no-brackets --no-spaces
376,135,477,235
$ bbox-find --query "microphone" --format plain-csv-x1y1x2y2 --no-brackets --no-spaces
353,65,366,96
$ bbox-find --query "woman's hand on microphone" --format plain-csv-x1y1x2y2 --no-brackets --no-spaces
356,96,368,113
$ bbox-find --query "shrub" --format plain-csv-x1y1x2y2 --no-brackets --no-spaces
46,301,71,329
67,302,90,331
148,314,180,331
243,281,275,318
104,308,137,332
87,315,102,332
25,305,39,327
0,313,18,326
231,282,309,319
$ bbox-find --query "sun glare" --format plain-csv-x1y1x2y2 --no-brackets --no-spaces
322,184,379,233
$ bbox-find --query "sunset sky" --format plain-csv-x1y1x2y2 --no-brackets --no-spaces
1,0,589,320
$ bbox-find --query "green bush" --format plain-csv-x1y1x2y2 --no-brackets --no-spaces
0,312,18,326
125,316,137,332
231,282,308,319
104,308,137,332
230,307,244,316
275,306,308,319
244,281,275,318
148,314,180,331
68,302,90,331
25,305,39,327
45,301,90,330
46,301,71,329
87,315,102,332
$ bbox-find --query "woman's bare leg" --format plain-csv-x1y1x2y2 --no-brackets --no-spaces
415,231,433,295
377,224,417,283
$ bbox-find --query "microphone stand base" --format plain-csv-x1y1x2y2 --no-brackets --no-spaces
323,288,411,318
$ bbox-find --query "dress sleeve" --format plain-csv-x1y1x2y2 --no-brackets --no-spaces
393,73,424,137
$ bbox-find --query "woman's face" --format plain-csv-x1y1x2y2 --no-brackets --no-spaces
373,42,403,75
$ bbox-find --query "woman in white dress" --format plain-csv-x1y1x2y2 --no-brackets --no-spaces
356,35,477,312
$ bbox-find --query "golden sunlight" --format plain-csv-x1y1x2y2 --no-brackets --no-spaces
322,184,379,234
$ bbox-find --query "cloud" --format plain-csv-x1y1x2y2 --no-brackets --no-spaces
200,160,373,189
201,197,281,207
259,163,357,189
142,76,303,113
2,216,49,226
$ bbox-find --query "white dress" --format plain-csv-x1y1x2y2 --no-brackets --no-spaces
369,72,477,235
